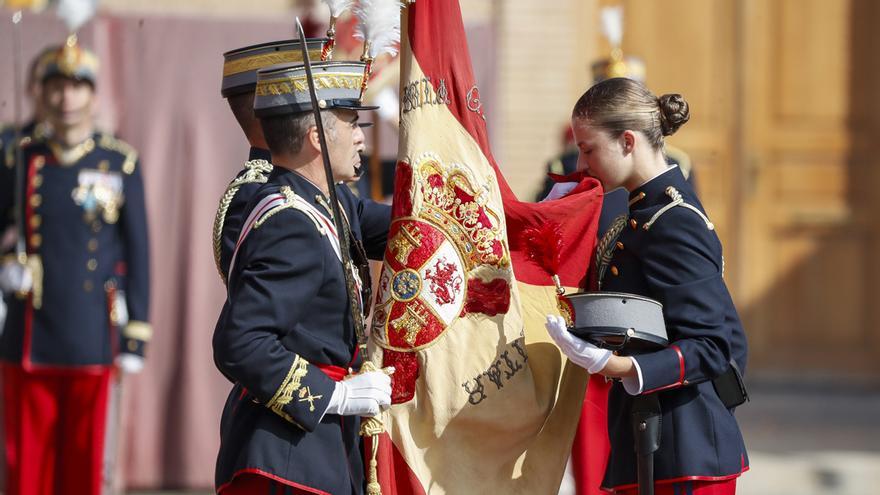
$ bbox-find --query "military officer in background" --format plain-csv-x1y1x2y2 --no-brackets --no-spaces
213,37,329,284
0,38,151,495
213,61,392,495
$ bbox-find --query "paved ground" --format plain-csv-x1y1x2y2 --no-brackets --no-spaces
128,378,880,495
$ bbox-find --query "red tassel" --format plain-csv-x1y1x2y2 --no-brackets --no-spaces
464,278,510,316
520,221,564,277
383,349,420,404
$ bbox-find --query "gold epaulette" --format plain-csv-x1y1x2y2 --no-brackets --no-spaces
642,186,714,231
97,133,138,174
3,127,41,169
211,159,273,284
253,186,326,234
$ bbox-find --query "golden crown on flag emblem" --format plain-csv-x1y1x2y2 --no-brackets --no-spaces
371,154,509,353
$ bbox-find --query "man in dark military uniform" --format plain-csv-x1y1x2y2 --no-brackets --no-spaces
213,38,329,284
0,38,151,495
213,61,392,495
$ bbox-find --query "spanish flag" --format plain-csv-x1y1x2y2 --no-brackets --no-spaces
368,1,604,493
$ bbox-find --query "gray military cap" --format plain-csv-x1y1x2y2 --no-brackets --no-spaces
253,61,378,117
221,38,330,98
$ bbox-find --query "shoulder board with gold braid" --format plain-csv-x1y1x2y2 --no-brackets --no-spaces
212,159,273,284
642,186,714,232
3,124,42,169
97,133,138,175
226,186,342,283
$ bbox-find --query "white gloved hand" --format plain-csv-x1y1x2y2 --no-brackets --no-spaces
115,353,145,374
541,182,578,202
0,259,32,294
325,368,393,418
545,314,612,374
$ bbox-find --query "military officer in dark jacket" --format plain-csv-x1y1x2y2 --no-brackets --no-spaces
0,39,151,495
213,61,392,495
213,38,329,284
546,78,748,495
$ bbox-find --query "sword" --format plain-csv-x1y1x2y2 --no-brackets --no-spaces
294,17,368,348
295,18,387,495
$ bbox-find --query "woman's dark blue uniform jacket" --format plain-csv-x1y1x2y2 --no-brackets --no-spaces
599,166,749,491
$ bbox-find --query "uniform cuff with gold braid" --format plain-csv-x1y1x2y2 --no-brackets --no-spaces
121,321,151,357
123,320,153,341
264,355,337,432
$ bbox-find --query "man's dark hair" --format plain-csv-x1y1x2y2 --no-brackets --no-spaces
261,111,337,156
227,92,263,144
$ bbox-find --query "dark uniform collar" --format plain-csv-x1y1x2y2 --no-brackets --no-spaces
628,165,687,210
268,166,341,215
248,146,271,162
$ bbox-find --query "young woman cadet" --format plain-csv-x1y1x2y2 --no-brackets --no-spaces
546,77,749,495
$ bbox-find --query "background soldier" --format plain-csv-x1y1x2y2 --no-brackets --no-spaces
0,38,151,495
213,60,392,495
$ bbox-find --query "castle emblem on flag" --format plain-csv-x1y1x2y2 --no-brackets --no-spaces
372,154,510,352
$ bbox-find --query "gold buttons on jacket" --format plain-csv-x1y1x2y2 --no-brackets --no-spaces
127,340,138,352
629,218,638,230
30,194,42,207
31,175,43,188
87,259,98,271
30,215,41,229
88,239,98,252
610,266,619,276
30,234,42,248
83,280,94,292
33,156,45,169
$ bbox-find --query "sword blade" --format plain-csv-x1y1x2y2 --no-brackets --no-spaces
294,18,367,345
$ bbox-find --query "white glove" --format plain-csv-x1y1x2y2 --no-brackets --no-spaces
0,259,32,294
545,314,612,374
115,353,145,374
541,182,578,202
325,368,393,418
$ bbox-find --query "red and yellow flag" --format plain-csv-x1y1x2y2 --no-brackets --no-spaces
368,1,604,493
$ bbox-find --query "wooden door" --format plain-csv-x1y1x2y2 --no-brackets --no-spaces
737,0,879,375
612,0,880,375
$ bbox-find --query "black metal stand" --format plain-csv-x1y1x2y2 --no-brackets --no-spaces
632,394,662,495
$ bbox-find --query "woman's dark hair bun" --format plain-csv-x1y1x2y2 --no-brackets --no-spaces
658,93,690,136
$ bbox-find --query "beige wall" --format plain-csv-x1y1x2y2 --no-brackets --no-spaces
495,0,599,200
100,0,494,21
